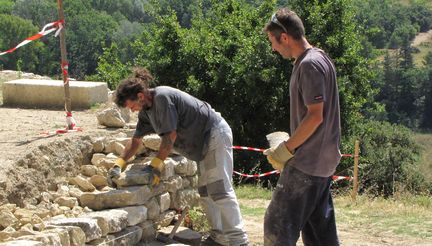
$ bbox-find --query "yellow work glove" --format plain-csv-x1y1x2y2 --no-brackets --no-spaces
149,157,164,186
263,142,294,171
107,158,127,188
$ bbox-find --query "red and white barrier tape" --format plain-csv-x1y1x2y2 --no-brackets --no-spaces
41,127,82,137
233,145,358,158
0,20,64,56
233,170,352,181
232,146,265,152
232,145,354,181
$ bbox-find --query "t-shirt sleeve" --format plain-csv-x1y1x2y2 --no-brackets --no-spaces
154,94,178,135
134,111,155,138
299,60,326,105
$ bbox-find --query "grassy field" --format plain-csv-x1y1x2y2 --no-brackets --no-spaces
236,185,432,240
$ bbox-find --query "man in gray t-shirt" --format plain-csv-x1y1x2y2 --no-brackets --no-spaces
107,68,248,246
262,8,340,246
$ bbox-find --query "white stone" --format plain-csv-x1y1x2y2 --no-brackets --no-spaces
114,206,148,226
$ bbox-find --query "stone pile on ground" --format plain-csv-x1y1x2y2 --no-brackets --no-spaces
0,134,200,245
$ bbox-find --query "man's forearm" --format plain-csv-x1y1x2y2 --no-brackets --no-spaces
120,137,142,161
157,131,177,160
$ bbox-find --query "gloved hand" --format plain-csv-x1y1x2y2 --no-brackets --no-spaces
107,158,127,188
148,157,164,186
263,142,293,171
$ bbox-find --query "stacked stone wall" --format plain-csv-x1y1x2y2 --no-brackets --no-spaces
0,133,200,245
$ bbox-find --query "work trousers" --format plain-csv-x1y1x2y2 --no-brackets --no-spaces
198,119,248,246
264,165,339,246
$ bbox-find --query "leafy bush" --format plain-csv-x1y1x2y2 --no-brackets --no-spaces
340,120,429,196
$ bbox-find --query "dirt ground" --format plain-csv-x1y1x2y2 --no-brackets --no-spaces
412,30,432,46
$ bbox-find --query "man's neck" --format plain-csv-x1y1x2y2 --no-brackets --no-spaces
292,38,312,60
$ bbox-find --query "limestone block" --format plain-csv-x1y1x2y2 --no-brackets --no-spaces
88,235,115,246
79,186,152,210
69,187,83,198
54,197,78,209
142,134,161,151
43,228,70,246
159,226,201,246
181,178,191,189
0,204,17,213
188,176,199,188
16,232,62,245
0,240,43,246
84,210,128,234
158,192,171,213
47,217,102,242
114,142,125,156
164,175,183,193
0,211,18,229
114,137,130,147
137,220,155,242
45,225,86,246
110,226,142,246
95,158,116,170
97,107,126,128
115,164,153,187
89,175,108,189
172,156,197,176
92,138,105,153
145,198,160,220
172,189,200,210
69,176,96,192
40,192,52,203
57,185,70,197
114,206,148,226
3,79,108,109
161,158,175,181
155,210,176,227
90,154,105,166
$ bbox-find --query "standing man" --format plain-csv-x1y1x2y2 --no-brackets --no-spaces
262,8,341,246
107,67,249,246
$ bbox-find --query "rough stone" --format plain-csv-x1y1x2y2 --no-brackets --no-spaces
84,209,128,234
69,175,96,192
89,175,108,189
79,185,153,210
158,192,171,213
115,206,148,226
47,217,102,242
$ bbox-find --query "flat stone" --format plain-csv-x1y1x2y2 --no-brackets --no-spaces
2,79,108,109
159,226,201,246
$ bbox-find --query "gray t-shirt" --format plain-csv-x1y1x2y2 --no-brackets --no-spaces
134,86,221,161
288,48,341,177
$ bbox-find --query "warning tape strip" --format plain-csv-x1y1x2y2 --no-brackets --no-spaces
233,145,358,158
0,20,64,56
232,145,354,181
233,170,352,181
40,127,82,136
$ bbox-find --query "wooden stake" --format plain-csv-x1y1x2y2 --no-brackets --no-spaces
351,140,360,201
57,0,73,129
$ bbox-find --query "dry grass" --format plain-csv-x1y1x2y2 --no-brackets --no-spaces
414,132,432,181
236,186,432,240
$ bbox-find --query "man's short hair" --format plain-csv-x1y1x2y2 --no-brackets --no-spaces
263,8,305,41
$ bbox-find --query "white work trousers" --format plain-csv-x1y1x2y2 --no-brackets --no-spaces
198,119,248,246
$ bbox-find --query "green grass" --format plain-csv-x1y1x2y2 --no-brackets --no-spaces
413,43,432,67
235,184,273,200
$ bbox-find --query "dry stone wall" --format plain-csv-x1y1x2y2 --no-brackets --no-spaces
0,133,200,245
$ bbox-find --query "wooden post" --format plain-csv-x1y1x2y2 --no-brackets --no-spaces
57,0,73,129
351,140,360,201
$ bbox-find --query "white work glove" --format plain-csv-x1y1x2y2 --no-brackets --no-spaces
263,142,293,171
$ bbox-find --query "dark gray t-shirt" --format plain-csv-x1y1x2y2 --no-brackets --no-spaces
134,86,221,161
288,48,341,177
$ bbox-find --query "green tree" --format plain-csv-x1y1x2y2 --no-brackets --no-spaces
0,0,14,14
0,14,46,72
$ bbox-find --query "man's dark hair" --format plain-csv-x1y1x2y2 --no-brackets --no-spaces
114,67,154,107
263,8,305,41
